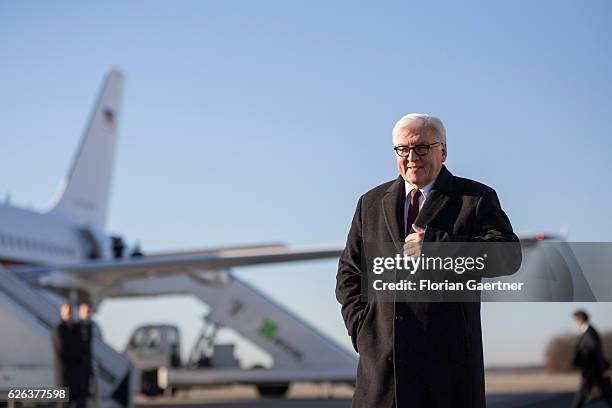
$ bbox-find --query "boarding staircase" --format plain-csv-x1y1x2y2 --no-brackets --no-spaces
0,266,134,407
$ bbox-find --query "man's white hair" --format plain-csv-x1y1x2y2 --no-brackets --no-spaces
392,113,447,144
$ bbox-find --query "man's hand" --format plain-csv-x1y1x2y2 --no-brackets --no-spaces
404,224,425,258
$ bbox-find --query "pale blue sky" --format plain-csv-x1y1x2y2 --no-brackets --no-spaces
1,1,611,366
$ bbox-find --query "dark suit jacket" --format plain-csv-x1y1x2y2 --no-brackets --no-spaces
573,325,610,377
336,165,522,408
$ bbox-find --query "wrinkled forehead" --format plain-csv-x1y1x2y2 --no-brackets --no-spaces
393,125,436,145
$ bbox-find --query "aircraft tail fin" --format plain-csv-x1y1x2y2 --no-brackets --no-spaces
48,68,124,230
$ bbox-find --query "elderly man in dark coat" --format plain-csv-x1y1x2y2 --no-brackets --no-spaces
336,113,522,408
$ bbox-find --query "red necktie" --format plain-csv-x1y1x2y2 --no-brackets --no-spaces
406,188,422,233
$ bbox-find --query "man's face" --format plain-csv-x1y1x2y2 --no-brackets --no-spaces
79,304,92,321
394,126,447,188
574,317,585,328
60,304,73,322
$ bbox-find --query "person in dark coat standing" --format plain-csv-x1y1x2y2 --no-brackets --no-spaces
572,310,612,407
76,302,100,408
52,303,79,406
336,113,522,408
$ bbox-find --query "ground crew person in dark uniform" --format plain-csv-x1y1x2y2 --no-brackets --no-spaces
572,310,612,408
77,302,100,408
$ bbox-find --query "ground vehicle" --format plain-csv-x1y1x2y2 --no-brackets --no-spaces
125,320,304,398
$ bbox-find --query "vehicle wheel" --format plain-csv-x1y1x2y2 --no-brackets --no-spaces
256,384,289,398
141,369,163,396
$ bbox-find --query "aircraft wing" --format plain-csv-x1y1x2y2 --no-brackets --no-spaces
16,245,343,286
14,233,559,287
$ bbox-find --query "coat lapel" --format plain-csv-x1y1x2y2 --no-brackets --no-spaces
383,166,455,246
382,176,405,246
414,190,451,230
414,165,454,232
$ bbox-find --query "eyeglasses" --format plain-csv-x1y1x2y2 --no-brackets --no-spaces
394,142,442,157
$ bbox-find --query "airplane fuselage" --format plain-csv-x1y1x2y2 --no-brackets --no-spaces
0,203,111,267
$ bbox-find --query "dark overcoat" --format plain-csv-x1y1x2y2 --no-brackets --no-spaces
573,325,610,376
76,321,94,399
52,322,80,391
572,325,612,406
336,166,522,408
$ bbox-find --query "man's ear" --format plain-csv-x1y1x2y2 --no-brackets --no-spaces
442,144,447,162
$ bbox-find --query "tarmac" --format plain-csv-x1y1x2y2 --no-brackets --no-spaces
135,372,611,407
137,394,609,408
